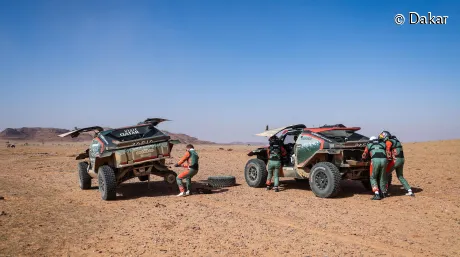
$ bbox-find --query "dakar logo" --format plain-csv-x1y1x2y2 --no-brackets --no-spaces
120,128,140,137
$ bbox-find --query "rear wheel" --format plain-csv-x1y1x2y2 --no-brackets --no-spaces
244,159,268,188
98,165,117,201
78,161,91,190
309,162,341,198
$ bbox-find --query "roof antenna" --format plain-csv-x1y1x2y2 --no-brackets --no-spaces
265,125,269,131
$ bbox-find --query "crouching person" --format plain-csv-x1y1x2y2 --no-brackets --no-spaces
174,144,199,197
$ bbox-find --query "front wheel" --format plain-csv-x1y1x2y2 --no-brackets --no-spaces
98,165,117,201
244,159,268,188
78,161,91,190
309,162,341,198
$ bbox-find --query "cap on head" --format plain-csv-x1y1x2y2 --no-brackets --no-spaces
186,144,194,149
369,136,377,141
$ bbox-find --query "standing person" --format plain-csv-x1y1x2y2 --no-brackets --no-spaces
174,144,199,197
266,135,287,192
362,136,390,200
379,131,415,197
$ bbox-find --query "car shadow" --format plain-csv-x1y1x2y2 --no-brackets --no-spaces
277,179,310,191
274,179,423,199
278,179,376,198
116,181,230,200
334,180,378,198
336,181,424,199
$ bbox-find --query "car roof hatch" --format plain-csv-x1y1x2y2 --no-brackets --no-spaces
305,127,361,133
58,126,104,138
255,124,306,137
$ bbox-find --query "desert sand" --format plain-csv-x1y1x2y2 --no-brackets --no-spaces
0,140,459,257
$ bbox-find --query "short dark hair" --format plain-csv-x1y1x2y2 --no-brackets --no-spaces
186,144,194,149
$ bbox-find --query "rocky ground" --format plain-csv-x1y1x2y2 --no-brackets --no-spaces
0,140,459,256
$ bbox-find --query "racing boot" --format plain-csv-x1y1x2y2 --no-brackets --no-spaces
405,189,415,197
185,190,191,196
177,186,186,197
274,186,279,192
371,193,381,200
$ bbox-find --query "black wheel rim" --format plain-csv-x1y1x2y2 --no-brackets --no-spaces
315,170,328,190
248,166,258,181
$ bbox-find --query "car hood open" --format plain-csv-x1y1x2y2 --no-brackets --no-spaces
58,126,104,138
255,124,306,137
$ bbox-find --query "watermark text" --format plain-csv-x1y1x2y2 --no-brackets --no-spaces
394,12,448,25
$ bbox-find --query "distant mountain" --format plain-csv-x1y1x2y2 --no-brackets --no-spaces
0,127,215,144
0,127,91,142
162,131,215,145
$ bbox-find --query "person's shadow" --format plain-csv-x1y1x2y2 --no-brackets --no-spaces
387,184,423,196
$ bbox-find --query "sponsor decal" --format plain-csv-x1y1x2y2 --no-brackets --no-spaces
136,148,157,155
132,140,154,146
120,128,140,137
129,142,168,152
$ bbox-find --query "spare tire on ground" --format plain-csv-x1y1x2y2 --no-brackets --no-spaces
207,175,236,188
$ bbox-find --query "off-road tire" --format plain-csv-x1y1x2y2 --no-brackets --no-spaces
244,158,268,188
98,165,117,201
138,175,149,182
309,162,341,198
78,161,91,190
163,171,177,185
207,175,236,188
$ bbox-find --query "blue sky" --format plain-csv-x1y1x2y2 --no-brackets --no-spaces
0,0,459,143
